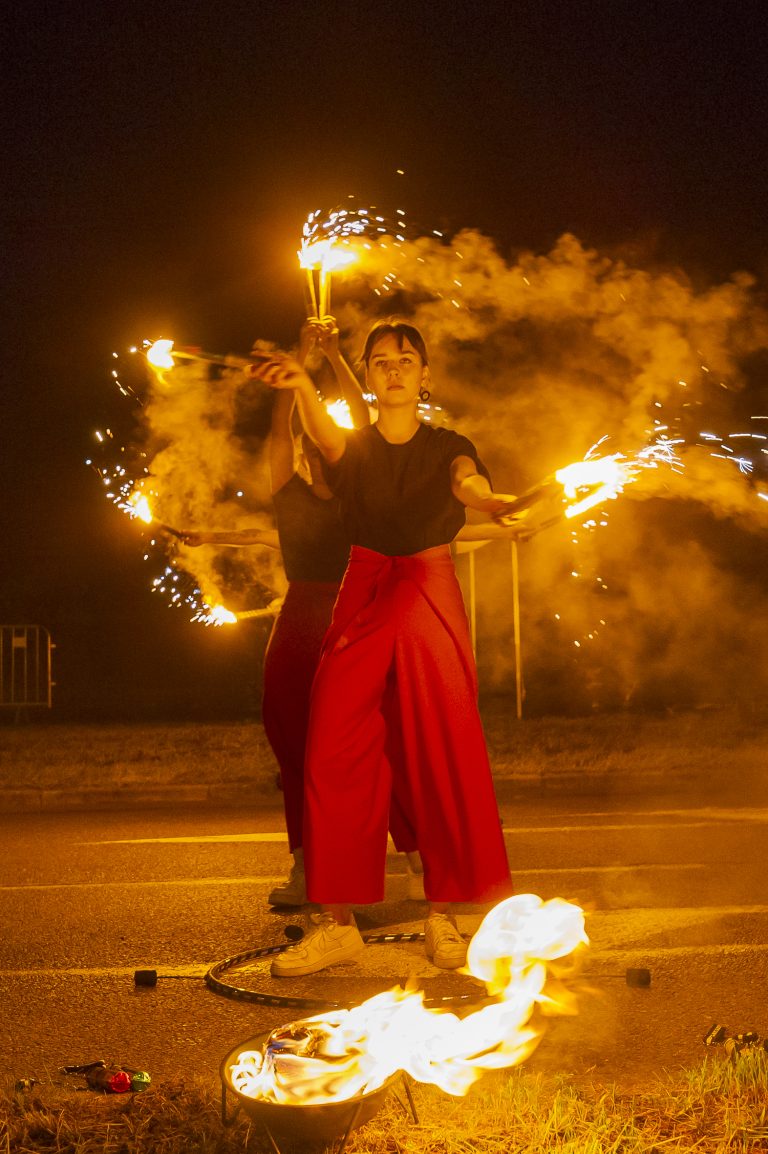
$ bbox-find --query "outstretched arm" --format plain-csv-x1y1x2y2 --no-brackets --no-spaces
179,528,280,549
450,455,521,521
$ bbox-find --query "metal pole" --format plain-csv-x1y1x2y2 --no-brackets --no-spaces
511,542,523,720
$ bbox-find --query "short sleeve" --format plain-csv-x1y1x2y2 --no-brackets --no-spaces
444,430,492,486
320,429,358,493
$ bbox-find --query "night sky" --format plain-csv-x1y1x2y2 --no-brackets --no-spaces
4,1,768,719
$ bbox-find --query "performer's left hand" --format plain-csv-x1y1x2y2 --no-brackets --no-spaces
316,315,340,357
488,494,530,525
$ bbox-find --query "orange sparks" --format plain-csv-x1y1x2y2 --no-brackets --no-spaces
556,454,635,520
125,491,154,524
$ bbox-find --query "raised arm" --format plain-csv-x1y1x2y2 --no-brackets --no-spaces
269,390,296,495
249,352,347,463
317,316,370,430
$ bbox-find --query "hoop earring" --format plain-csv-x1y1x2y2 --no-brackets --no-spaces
418,387,431,402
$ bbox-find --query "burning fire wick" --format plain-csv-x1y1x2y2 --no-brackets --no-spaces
124,492,183,539
298,208,365,318
228,894,587,1106
498,440,682,534
145,339,248,372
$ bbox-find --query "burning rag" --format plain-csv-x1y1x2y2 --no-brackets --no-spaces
262,579,417,855
304,544,512,904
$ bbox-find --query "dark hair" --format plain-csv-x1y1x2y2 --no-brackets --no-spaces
359,320,429,368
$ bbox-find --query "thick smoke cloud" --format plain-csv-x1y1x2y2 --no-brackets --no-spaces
128,230,768,710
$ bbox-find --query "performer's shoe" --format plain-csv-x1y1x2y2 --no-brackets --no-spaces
271,912,365,977
406,865,426,901
424,913,467,970
268,853,307,908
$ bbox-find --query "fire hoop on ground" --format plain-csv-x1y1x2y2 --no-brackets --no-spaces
220,1033,419,1154
205,929,482,1011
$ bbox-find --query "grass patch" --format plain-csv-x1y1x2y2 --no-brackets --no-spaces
481,705,768,792
1,707,768,797
0,723,279,792
3,1052,768,1153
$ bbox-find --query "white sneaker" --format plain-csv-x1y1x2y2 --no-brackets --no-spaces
271,912,365,977
424,913,467,970
268,854,307,908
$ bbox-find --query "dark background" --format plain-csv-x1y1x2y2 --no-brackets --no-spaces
4,1,768,720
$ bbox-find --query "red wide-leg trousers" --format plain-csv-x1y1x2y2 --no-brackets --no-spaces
262,580,417,855
304,545,512,905
262,582,339,851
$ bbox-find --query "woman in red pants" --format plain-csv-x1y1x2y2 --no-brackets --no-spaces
253,320,521,976
183,319,422,906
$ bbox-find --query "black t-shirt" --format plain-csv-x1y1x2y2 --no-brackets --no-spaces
322,422,491,556
272,473,350,582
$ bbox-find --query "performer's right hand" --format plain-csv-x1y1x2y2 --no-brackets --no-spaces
249,351,312,391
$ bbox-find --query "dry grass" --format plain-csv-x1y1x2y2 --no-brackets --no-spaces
0,723,278,792
3,1052,768,1153
481,705,768,794
1,706,767,797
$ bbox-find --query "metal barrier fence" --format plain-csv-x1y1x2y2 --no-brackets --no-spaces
0,625,54,711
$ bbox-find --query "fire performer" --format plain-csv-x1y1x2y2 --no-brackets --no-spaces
251,320,522,976
181,318,424,906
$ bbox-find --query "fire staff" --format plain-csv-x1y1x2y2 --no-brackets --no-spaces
252,320,522,977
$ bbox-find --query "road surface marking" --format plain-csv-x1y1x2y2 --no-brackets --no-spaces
0,863,724,893
78,815,767,845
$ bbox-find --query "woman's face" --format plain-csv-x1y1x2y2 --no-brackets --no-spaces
365,333,427,407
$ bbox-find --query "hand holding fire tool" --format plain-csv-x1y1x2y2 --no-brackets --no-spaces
247,351,313,393
315,314,341,357
298,209,361,319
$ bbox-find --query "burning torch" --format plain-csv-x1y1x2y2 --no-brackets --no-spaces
298,207,370,318
144,339,250,374
497,443,678,536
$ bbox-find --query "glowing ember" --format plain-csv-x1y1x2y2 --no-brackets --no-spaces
298,206,374,316
325,399,354,429
197,604,238,627
548,437,684,525
556,454,633,520
146,339,176,370
228,894,587,1106
125,491,154,524
298,238,358,275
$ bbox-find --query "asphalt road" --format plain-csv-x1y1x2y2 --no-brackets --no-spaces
2,794,767,1097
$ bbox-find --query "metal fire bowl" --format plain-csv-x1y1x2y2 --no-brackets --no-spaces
220,1033,399,1141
